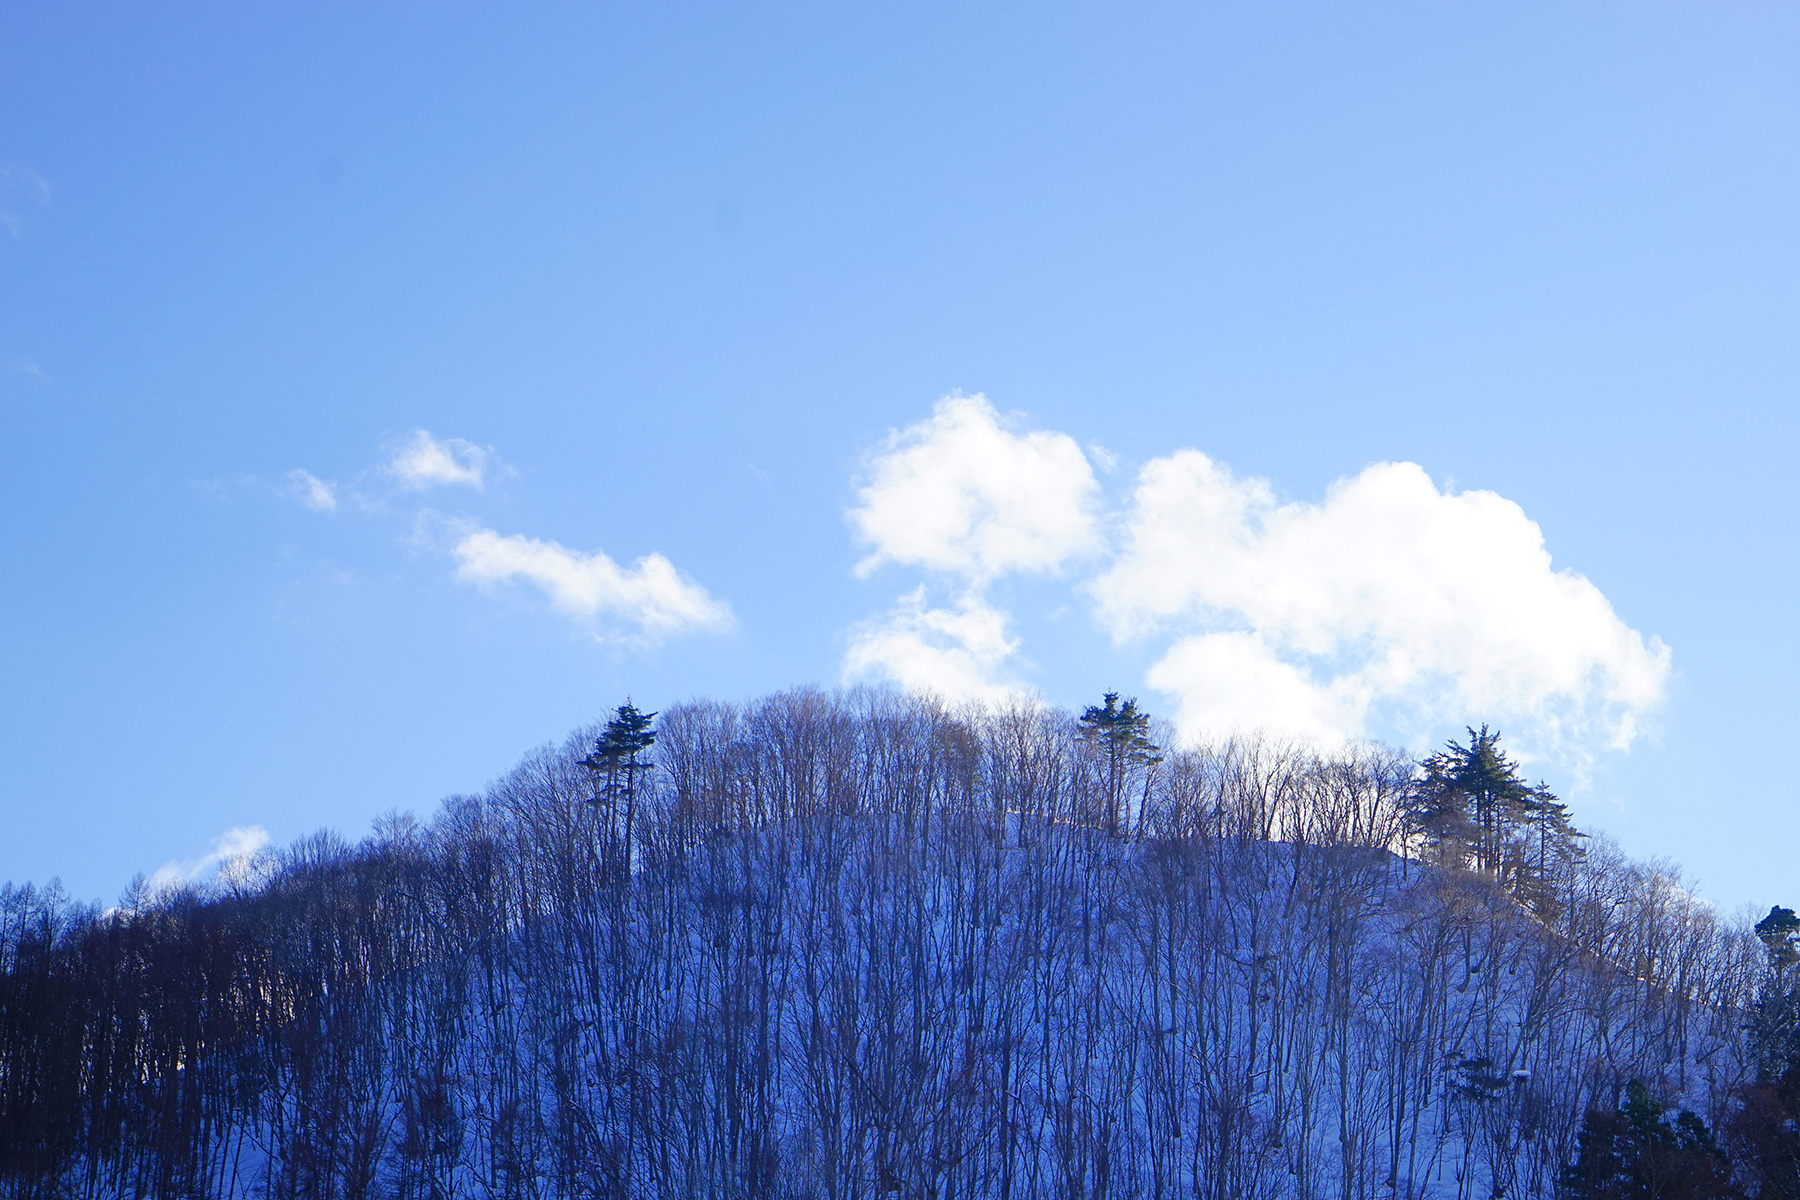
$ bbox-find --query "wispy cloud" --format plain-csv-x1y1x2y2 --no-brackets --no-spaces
0,165,51,239
453,526,733,641
7,358,49,383
146,825,271,899
271,431,733,647
282,429,496,513
387,429,489,491
286,468,338,512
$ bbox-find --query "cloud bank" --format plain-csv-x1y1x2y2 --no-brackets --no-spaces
843,398,1671,769
1091,453,1670,755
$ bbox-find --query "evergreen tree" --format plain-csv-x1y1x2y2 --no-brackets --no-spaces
580,701,658,872
1561,1079,1739,1199
1746,906,1800,1085
1076,692,1161,837
1517,781,1585,917
1405,726,1539,879
1758,906,1800,973
1725,906,1800,1198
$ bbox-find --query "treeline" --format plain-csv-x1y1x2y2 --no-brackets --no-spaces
0,688,1787,1198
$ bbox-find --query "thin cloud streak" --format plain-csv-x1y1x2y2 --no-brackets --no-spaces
286,468,338,512
0,164,51,238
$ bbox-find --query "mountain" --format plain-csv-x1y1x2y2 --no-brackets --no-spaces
0,689,1766,1199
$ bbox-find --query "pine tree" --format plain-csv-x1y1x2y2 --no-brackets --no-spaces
1758,906,1800,973
1561,1079,1739,1199
1405,726,1538,879
580,701,658,874
1746,906,1800,1079
1076,692,1161,837
1726,906,1800,1198
1516,781,1585,917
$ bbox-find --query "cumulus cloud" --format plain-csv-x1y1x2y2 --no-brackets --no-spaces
1142,632,1372,746
842,589,1028,705
842,395,1100,700
1091,452,1671,758
850,394,1099,582
388,430,490,491
453,527,733,639
842,398,1669,768
286,468,338,512
146,825,271,898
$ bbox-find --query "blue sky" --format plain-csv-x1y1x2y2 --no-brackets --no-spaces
2,2,1796,913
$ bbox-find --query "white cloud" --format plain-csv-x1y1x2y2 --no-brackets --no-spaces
1091,452,1671,758
388,429,489,491
842,394,1098,701
253,434,732,648
842,588,1030,705
287,468,338,512
453,527,733,639
1144,632,1367,747
851,394,1099,582
147,825,271,898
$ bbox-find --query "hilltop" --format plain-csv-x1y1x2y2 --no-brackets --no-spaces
0,689,1781,1199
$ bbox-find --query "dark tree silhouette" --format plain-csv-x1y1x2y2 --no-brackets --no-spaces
1561,1080,1738,1200
1724,906,1800,1199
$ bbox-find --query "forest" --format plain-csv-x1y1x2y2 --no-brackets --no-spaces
2,687,1797,1199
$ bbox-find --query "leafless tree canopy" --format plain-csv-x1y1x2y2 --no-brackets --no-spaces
0,688,1766,1199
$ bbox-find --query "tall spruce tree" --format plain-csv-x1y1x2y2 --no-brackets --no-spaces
1076,692,1161,837
580,701,658,872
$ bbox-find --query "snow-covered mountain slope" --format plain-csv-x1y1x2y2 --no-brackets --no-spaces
0,690,1763,1199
